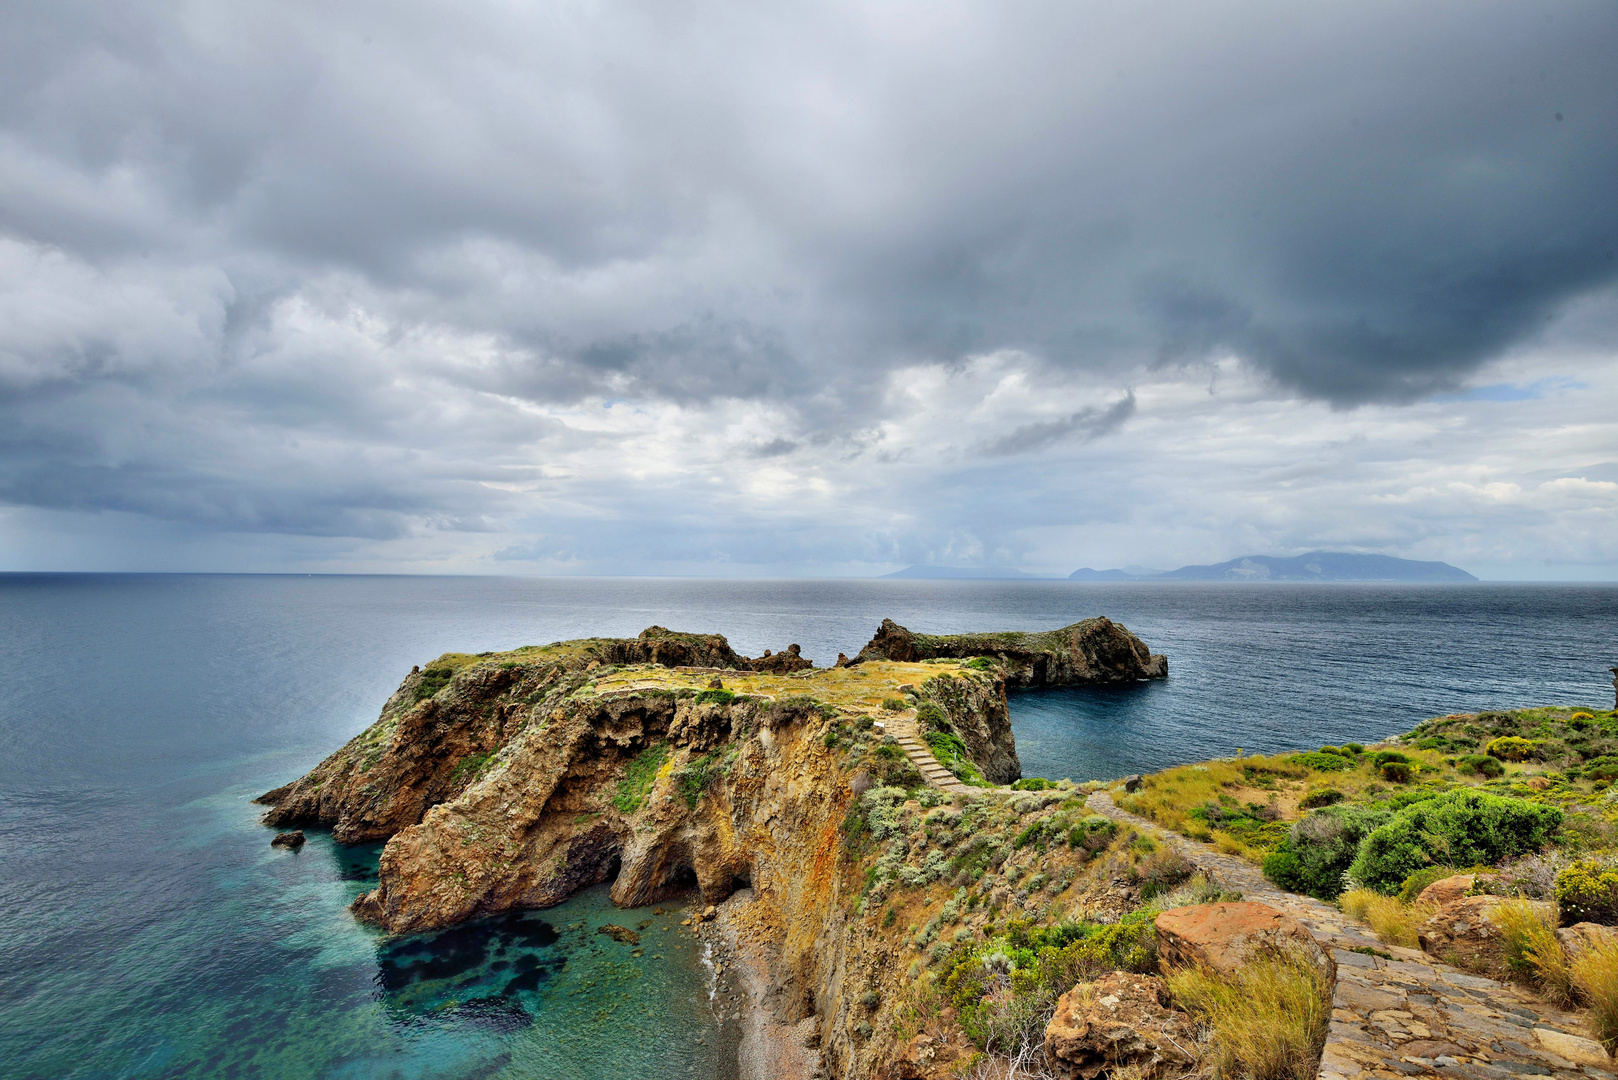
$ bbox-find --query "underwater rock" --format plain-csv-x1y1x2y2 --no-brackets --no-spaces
597,924,640,945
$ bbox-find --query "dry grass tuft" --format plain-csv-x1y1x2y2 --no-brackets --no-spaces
1490,898,1576,1005
1339,889,1428,948
1167,945,1329,1080
1573,940,1618,1053
1337,888,1377,922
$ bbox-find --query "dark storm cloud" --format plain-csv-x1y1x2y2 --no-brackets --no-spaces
0,0,1615,556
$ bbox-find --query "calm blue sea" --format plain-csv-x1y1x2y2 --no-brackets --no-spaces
1,574,1614,1079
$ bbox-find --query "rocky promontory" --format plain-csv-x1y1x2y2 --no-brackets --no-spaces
258,616,1169,1078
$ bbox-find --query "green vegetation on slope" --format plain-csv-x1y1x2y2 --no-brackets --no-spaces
1118,706,1618,901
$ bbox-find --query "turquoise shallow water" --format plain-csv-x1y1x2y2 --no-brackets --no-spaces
6,785,722,1080
1,574,1614,1078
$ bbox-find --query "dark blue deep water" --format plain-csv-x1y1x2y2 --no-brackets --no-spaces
1,574,1614,1079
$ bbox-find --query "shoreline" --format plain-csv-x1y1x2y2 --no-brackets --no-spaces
699,888,823,1080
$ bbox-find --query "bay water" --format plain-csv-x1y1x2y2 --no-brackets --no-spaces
1,574,1613,1079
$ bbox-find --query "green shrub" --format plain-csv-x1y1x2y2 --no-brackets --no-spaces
1343,743,1366,755
694,688,735,705
413,666,454,702
1583,756,1618,783
1348,789,1563,892
673,748,726,807
1012,778,1055,791
923,729,986,785
1379,761,1413,783
1556,860,1618,926
1262,804,1392,900
942,916,1155,1052
916,702,950,731
1068,815,1117,856
1290,752,1353,772
613,742,668,813
1371,750,1411,767
880,697,907,712
449,750,494,784
1299,788,1344,809
1458,754,1505,778
1487,736,1537,762
964,657,995,670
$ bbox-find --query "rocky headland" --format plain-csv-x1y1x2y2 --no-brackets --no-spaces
258,617,1165,1077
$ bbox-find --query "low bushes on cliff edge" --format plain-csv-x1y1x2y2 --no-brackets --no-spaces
1347,789,1563,892
940,915,1156,1057
1261,804,1391,900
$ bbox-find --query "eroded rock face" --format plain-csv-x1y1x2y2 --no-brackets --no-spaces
1155,900,1334,987
1044,972,1200,1080
855,617,1167,687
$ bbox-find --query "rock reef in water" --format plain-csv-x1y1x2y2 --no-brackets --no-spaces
256,615,1167,1078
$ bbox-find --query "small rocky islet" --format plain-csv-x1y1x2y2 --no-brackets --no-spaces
259,618,1618,1080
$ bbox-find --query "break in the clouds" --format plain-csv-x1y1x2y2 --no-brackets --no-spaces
0,0,1615,576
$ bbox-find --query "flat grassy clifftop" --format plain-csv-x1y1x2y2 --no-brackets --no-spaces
586,656,975,712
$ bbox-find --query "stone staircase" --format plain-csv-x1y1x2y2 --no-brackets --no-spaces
885,715,975,796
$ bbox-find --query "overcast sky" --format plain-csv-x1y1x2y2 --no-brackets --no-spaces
1,0,1615,579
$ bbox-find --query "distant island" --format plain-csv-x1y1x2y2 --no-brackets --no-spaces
1073,551,1478,582
887,551,1477,582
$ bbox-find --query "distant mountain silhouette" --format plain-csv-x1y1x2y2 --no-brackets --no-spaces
1068,551,1477,582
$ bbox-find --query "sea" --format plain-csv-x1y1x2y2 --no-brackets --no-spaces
1,574,1613,1080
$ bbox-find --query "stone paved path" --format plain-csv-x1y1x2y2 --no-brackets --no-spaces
882,714,975,796
1085,791,1617,1080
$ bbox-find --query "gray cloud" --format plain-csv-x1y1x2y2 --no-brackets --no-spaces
981,392,1136,456
0,0,1615,570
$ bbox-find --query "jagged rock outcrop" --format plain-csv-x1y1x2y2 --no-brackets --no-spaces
1044,972,1200,1080
855,617,1167,686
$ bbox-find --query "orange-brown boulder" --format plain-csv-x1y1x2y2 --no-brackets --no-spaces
1044,972,1200,1080
1416,874,1478,907
1155,901,1333,986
